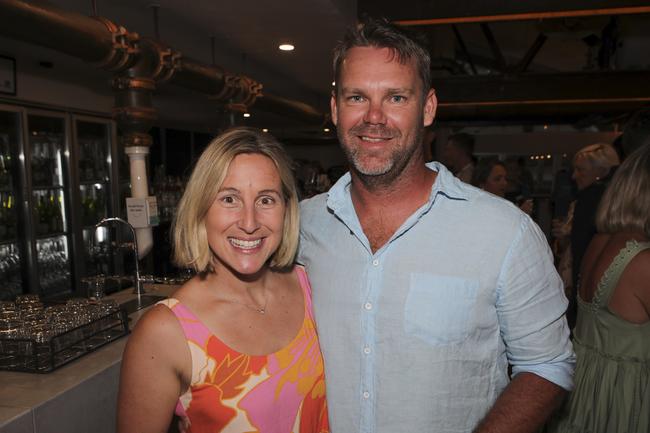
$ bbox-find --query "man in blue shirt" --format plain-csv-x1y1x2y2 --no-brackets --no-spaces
299,17,575,433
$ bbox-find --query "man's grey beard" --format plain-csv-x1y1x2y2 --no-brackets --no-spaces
338,126,424,189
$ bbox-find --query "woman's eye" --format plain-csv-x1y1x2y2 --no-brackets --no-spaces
257,196,276,207
220,195,238,206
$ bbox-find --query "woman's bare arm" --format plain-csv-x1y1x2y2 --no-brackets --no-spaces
117,305,191,433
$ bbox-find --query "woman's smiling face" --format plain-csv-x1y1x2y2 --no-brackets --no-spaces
205,153,286,278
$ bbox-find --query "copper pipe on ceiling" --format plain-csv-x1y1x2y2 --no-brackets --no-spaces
0,0,325,124
0,0,117,63
395,6,650,26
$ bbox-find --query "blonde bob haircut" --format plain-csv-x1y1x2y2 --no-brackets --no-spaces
596,143,650,237
172,127,299,272
573,143,620,177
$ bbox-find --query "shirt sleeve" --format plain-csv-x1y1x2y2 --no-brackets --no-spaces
495,214,576,390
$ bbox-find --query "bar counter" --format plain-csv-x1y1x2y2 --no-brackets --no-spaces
0,284,177,433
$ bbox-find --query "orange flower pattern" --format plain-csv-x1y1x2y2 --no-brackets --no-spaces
159,267,329,433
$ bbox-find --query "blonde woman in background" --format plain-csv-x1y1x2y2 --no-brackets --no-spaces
546,143,650,433
552,143,620,328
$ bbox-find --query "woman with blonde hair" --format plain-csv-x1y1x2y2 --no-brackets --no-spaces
117,127,329,433
547,143,650,433
554,143,620,328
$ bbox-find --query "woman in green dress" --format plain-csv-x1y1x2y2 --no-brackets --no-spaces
547,143,650,433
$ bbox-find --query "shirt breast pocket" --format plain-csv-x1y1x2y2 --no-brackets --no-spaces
404,274,479,346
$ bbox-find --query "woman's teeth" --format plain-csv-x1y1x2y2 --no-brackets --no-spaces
229,238,262,249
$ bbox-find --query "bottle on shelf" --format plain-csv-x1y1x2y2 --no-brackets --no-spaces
0,193,7,241
49,191,64,233
81,188,96,226
1,192,17,240
37,193,51,236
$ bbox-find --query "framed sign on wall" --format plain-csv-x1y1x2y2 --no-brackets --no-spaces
0,55,16,95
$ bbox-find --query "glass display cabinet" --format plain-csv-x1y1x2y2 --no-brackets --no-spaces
72,116,120,279
0,108,25,300
0,103,121,298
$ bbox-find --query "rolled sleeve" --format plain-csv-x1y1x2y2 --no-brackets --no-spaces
496,215,576,390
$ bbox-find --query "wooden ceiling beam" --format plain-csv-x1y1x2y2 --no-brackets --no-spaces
432,70,650,120
358,0,650,25
395,6,650,26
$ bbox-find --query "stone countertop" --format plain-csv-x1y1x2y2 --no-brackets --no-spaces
0,284,178,433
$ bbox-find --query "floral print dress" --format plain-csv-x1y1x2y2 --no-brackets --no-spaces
158,266,329,433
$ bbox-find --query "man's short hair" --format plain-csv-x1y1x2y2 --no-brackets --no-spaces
172,127,299,272
621,107,650,157
332,17,431,99
447,133,475,157
597,143,650,237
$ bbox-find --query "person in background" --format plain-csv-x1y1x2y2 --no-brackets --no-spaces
517,156,535,195
472,157,534,215
442,132,475,183
117,127,328,433
546,143,650,433
299,17,574,433
565,143,620,328
503,156,532,206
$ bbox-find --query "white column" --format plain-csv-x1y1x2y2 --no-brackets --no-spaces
124,146,153,258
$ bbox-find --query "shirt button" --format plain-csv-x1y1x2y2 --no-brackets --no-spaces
372,259,379,266
363,391,370,399
364,302,372,310
363,346,371,354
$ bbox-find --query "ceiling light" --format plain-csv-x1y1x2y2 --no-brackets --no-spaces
243,113,251,118
547,154,552,158
278,44,294,51
323,128,330,132
331,81,336,86
262,128,269,132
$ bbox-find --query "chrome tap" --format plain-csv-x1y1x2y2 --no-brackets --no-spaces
95,217,145,296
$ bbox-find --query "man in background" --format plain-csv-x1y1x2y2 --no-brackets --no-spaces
299,17,574,433
442,132,475,183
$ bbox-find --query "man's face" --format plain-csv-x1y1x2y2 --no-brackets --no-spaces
331,47,436,180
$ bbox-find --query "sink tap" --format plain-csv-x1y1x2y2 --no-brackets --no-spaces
95,217,145,296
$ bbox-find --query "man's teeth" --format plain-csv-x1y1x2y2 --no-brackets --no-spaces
361,136,388,142
230,238,262,249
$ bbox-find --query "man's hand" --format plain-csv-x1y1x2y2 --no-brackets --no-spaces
473,372,566,433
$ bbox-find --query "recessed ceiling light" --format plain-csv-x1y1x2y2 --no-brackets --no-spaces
262,128,269,132
331,81,336,86
243,113,251,118
279,44,295,51
323,128,330,132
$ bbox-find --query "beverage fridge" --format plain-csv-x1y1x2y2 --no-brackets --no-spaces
0,103,123,300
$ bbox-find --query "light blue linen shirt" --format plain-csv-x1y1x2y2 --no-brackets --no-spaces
298,162,575,433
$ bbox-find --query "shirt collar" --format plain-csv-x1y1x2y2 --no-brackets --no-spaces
326,161,470,212
427,161,470,202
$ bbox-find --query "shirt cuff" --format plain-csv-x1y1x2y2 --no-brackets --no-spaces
511,356,576,391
